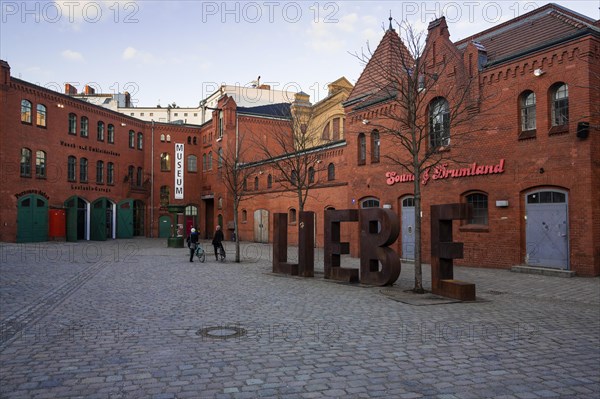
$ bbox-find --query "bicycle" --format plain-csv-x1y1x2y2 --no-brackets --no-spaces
217,244,226,262
194,243,206,263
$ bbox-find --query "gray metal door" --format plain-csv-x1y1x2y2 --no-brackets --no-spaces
525,190,569,269
254,209,269,243
401,197,415,260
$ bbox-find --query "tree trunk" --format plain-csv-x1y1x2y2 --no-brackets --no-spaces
413,169,425,293
233,201,240,263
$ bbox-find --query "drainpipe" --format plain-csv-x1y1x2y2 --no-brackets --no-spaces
150,120,155,238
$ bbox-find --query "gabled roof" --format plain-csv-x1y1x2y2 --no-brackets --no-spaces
455,3,599,66
237,103,291,118
346,26,413,104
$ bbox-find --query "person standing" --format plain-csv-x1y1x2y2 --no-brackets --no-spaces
212,225,224,261
187,228,199,262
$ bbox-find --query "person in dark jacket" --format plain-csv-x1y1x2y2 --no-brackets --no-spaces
187,228,199,262
212,225,225,260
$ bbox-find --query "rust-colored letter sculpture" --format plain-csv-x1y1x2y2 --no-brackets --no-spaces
272,213,298,275
359,208,401,286
324,210,359,282
298,211,315,277
430,203,476,301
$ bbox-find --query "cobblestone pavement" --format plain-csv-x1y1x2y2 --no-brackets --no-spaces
1,239,599,399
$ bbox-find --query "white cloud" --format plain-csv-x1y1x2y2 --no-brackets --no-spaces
122,47,161,64
61,49,84,62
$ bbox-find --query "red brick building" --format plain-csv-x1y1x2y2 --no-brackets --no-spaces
339,4,599,276
1,4,598,276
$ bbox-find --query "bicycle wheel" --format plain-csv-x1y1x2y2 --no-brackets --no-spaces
196,247,206,263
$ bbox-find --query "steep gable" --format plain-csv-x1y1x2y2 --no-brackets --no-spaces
346,24,413,105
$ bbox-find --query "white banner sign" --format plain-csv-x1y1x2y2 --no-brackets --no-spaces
174,143,184,199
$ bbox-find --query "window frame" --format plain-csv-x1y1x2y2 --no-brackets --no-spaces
96,160,104,184
21,100,32,124
358,133,366,165
107,162,114,185
187,155,197,172
550,83,569,132
371,130,380,163
79,158,88,182
35,150,46,178
20,148,32,177
107,124,115,143
97,121,105,141
519,90,537,139
80,116,89,138
68,113,77,135
160,152,171,172
36,104,47,127
429,97,450,150
327,163,335,181
67,156,77,182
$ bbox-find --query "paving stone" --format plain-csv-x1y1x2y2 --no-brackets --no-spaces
0,239,599,399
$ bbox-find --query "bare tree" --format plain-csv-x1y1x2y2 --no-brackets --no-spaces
254,101,327,214
217,131,257,263
352,19,491,293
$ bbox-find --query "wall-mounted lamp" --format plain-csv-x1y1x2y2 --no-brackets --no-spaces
258,170,264,175
56,103,64,108
121,123,127,126
533,68,545,77
316,159,322,164
362,119,370,125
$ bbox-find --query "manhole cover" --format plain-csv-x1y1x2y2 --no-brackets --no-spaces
196,326,246,339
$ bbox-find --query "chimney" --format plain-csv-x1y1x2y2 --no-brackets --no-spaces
65,84,77,95
0,59,10,86
84,85,95,95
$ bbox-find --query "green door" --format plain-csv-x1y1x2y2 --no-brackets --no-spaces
65,199,78,242
17,194,48,242
91,198,107,241
117,199,134,238
159,215,172,238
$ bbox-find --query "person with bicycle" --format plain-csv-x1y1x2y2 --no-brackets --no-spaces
212,225,225,261
187,227,199,262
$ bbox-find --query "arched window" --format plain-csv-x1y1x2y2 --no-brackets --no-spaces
243,178,247,191
137,132,143,150
68,113,77,134
308,167,315,184
80,116,89,137
371,130,380,163
21,100,32,123
358,133,366,165
187,136,192,144
291,170,298,186
35,150,46,178
67,156,76,181
127,165,134,183
80,158,88,182
429,97,450,148
96,161,104,183
465,192,488,225
107,162,114,185
254,176,259,190
202,154,207,171
166,134,171,142
193,137,197,145
136,167,143,186
160,134,165,142
187,155,197,172
97,121,105,141
520,91,536,133
208,151,213,170
289,208,297,224
551,83,568,127
160,153,171,171
267,174,272,188
20,148,32,177
217,197,223,209
128,130,135,148
160,186,170,206
107,124,115,143
36,104,47,127
218,110,224,138
242,209,247,222
361,197,380,208
217,148,223,168
327,163,335,181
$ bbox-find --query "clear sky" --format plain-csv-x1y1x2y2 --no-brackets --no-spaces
1,1,598,107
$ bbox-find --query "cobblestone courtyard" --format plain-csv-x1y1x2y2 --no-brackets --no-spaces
1,238,599,398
